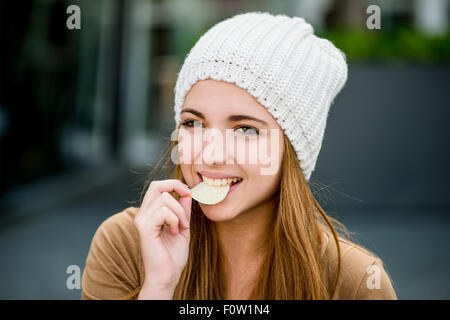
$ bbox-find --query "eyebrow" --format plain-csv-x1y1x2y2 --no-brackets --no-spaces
181,108,268,126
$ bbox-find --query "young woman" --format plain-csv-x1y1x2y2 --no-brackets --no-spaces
81,12,397,300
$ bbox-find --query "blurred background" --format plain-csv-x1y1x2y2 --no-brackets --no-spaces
0,0,449,299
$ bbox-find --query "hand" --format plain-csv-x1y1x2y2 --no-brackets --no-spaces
134,179,192,290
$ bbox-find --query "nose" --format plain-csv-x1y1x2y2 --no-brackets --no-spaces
201,127,230,165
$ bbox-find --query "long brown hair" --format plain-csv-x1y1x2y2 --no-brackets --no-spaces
135,133,354,299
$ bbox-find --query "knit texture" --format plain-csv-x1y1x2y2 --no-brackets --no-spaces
173,11,348,181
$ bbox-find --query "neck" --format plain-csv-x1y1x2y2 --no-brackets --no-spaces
214,196,277,281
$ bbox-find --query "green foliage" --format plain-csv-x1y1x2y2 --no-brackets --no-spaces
174,24,450,64
318,27,450,64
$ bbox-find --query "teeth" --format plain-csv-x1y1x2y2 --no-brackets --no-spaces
201,175,241,186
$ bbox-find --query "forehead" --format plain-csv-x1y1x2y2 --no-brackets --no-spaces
183,79,274,122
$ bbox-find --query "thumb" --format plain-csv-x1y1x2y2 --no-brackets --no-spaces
178,195,192,222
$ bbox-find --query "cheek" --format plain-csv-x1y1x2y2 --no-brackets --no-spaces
239,170,280,208
243,160,278,188
180,164,189,181
250,134,283,171
177,130,203,164
245,133,283,192
230,135,267,165
267,131,284,162
247,167,280,189
232,138,257,164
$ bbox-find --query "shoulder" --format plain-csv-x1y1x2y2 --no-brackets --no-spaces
82,207,143,299
95,206,140,242
90,206,141,261
322,232,398,300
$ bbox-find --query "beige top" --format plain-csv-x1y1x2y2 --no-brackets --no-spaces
81,207,398,300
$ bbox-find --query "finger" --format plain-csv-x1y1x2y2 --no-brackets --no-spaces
178,195,192,223
142,179,191,210
156,206,179,235
151,192,190,228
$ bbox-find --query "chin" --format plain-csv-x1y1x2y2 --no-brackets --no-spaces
199,203,240,222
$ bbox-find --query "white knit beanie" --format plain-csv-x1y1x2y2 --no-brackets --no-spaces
173,11,348,181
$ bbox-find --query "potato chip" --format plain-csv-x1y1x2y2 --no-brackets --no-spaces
190,182,230,205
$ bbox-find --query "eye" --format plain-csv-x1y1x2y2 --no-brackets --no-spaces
180,119,203,128
235,125,259,136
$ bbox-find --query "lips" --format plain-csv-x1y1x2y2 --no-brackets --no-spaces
197,173,242,186
229,178,242,190
197,170,242,180
230,179,240,186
